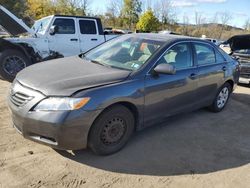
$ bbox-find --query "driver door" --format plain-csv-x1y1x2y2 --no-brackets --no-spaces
144,42,198,126
47,17,80,57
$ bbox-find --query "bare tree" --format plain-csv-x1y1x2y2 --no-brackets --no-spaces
182,14,190,35
154,0,176,30
105,0,123,27
195,11,202,26
56,0,90,15
208,12,220,39
244,18,250,31
107,0,123,17
218,11,232,39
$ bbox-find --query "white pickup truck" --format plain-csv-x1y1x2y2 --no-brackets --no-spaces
0,5,118,81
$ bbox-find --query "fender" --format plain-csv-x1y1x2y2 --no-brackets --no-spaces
0,38,64,64
0,38,41,63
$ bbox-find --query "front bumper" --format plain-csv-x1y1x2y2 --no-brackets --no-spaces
10,109,101,150
239,63,250,84
8,82,101,150
239,77,250,84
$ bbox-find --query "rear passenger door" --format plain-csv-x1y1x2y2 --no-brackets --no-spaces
77,19,105,53
193,42,228,106
48,17,80,57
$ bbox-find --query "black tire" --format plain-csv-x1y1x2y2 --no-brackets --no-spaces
0,49,31,82
88,105,135,155
209,82,232,112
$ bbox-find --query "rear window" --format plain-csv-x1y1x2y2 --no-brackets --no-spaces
79,20,97,34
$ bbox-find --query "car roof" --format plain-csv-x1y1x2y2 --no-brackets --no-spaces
129,33,212,44
53,15,101,21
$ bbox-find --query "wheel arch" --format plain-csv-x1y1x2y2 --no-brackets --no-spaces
225,79,234,91
87,101,140,144
0,38,38,63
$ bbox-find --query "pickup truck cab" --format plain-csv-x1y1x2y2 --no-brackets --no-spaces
0,5,118,81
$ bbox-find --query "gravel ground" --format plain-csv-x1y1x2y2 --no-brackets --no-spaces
0,79,250,188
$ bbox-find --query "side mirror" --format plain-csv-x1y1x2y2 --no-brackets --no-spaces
49,25,58,35
153,64,176,75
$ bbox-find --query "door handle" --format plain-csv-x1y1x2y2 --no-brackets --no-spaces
189,73,197,80
91,38,98,41
70,38,78,41
222,66,227,71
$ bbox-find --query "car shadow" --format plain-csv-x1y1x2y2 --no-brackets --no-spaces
232,88,250,106
56,97,250,176
238,83,250,88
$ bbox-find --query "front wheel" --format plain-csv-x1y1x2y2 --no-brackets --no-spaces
0,49,31,82
209,83,232,112
88,105,135,155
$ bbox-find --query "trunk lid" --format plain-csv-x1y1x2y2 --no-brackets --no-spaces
225,34,250,52
0,5,34,36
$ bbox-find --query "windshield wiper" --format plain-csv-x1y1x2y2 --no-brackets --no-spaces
109,65,132,71
90,59,105,66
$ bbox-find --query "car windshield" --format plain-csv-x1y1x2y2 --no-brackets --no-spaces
32,17,52,35
83,35,163,71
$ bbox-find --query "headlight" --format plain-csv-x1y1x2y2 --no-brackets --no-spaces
34,97,90,111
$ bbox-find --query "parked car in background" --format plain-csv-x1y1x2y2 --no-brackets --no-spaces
200,37,222,46
224,34,250,85
0,5,119,81
8,34,240,155
104,28,133,34
158,30,180,35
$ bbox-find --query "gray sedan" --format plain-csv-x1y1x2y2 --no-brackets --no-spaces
8,34,240,155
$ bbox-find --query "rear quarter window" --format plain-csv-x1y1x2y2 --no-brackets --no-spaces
215,49,226,63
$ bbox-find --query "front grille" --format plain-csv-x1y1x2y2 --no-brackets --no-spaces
241,75,250,78
10,92,33,107
241,67,250,74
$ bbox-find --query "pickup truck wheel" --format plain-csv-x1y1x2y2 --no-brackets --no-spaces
88,105,135,155
209,83,232,112
0,49,31,82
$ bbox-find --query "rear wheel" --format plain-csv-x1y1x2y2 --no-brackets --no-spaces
88,105,135,155
209,83,232,112
0,49,31,82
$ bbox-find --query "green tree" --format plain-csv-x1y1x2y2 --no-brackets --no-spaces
0,0,27,18
136,9,159,32
56,0,88,16
122,0,142,29
26,0,57,20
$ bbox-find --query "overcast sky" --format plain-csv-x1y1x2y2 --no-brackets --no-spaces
89,0,250,28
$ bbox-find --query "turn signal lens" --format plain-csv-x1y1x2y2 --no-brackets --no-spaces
73,97,90,110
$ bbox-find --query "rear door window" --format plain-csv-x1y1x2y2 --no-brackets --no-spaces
79,20,97,34
194,43,216,65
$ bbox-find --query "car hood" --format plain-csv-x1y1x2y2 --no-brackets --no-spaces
225,34,250,52
16,56,131,96
0,5,34,36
